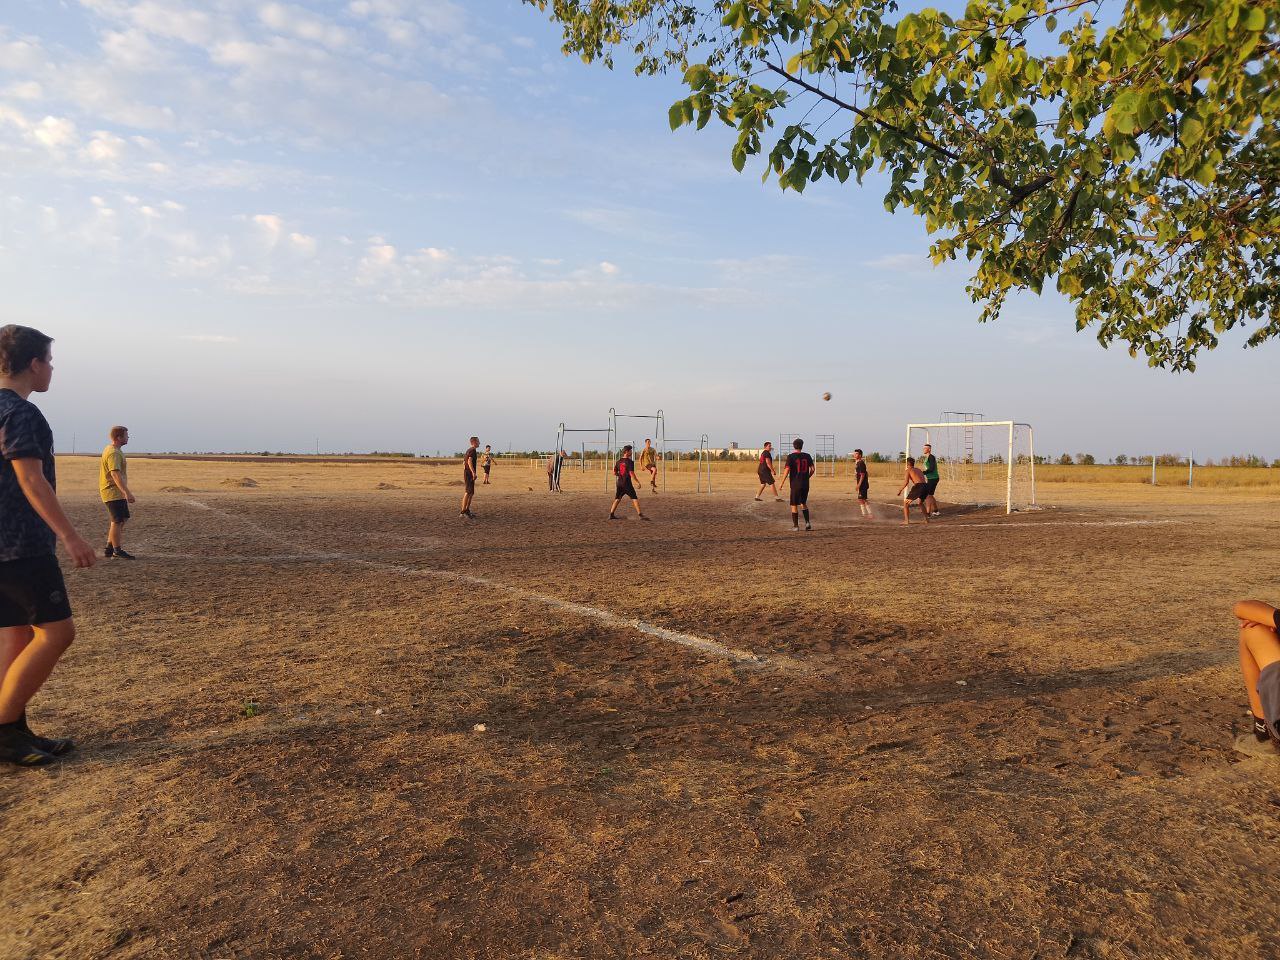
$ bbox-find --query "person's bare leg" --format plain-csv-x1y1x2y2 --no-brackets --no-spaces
925,494,937,514
0,620,75,724
109,519,126,550
0,626,34,697
901,502,909,525
633,497,644,518
609,497,622,517
1241,624,1280,718
919,500,930,523
755,484,766,500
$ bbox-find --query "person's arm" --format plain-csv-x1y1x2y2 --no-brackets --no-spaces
110,469,135,503
466,453,476,477
1236,600,1279,629
11,459,96,567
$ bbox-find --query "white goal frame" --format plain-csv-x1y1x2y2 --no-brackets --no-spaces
905,420,1037,515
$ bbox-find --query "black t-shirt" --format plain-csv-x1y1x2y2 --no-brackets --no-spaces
855,460,868,485
785,451,814,482
614,456,635,480
0,389,57,562
464,447,478,476
759,449,773,468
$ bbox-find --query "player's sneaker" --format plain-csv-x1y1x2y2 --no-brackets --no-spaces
805,523,812,531
0,724,58,767
1254,716,1272,743
113,548,136,560
17,712,74,756
104,544,114,558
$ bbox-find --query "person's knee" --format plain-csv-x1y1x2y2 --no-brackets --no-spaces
36,619,75,653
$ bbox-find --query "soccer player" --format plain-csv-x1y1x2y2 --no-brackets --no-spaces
1235,599,1280,752
547,449,567,492
609,444,648,520
920,442,941,516
897,456,930,525
853,448,871,517
778,438,815,531
460,436,479,518
0,324,97,767
638,438,658,493
481,445,494,485
101,425,136,559
754,441,782,501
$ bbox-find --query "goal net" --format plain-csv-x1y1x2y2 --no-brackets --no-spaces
905,419,1037,514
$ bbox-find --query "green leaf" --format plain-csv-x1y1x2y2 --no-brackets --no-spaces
1244,6,1266,30
668,101,685,131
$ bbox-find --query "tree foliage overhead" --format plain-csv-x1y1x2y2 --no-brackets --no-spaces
524,0,1279,370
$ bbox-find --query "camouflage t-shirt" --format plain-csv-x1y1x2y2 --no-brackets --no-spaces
0,389,57,562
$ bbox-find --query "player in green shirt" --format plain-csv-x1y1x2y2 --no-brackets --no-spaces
100,425,136,559
920,443,941,517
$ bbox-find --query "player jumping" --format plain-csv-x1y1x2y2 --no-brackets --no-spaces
638,438,658,493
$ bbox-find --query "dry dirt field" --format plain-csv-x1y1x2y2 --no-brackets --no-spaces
4,456,1279,960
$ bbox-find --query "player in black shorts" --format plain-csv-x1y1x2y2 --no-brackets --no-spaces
0,324,98,767
853,448,871,518
609,445,649,521
778,438,815,531
897,456,930,525
754,441,782,501
460,436,479,518
1236,599,1280,754
481,445,493,484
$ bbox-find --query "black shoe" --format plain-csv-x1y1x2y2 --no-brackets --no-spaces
104,544,114,558
1254,716,1272,743
0,724,58,767
18,711,74,756
113,548,136,560
608,514,621,521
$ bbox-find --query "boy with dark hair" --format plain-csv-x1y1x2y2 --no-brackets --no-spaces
853,449,870,518
754,441,782,502
639,439,658,493
0,324,97,766
778,438,815,531
1235,599,1280,753
481,445,493,485
609,444,648,520
101,425,136,559
461,436,479,518
897,456,930,526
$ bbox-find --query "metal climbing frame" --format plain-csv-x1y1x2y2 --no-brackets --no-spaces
815,434,836,477
554,422,612,492
608,408,666,491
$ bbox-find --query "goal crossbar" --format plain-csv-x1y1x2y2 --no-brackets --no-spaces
906,420,1036,514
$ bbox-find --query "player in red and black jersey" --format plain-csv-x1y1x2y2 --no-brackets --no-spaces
460,436,480,518
853,448,871,518
778,437,815,531
609,445,649,521
754,441,782,502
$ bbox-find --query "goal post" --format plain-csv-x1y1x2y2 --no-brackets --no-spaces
905,420,1037,514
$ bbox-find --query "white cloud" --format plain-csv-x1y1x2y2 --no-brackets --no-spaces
288,231,317,257
599,261,619,275
179,334,239,343
31,115,78,150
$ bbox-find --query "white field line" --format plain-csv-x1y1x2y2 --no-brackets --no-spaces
737,499,1182,529
184,500,765,666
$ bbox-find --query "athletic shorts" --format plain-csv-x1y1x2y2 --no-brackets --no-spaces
464,474,476,495
925,478,940,497
615,478,638,500
758,467,774,484
1259,662,1280,741
789,481,810,507
0,555,73,628
482,465,491,475
105,499,130,523
857,481,869,500
904,482,928,503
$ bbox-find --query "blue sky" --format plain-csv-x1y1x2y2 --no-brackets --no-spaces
0,0,1274,459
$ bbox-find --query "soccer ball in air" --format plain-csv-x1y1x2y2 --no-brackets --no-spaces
821,391,832,401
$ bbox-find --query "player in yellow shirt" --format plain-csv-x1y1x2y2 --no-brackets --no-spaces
100,425,136,559
638,438,658,493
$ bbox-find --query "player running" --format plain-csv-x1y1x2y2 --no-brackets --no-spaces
853,448,871,518
754,441,782,501
897,456,930,525
481,445,494,485
460,436,480,518
609,444,649,521
778,438,815,531
638,438,658,493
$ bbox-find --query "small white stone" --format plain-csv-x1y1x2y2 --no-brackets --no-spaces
473,723,486,732
955,680,967,686
375,708,384,715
